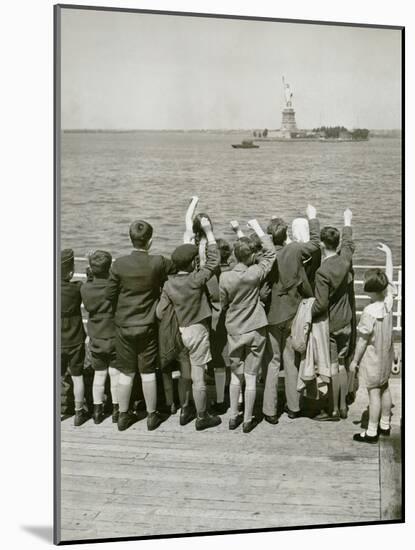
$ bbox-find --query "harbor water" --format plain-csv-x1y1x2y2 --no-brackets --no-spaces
61,131,402,266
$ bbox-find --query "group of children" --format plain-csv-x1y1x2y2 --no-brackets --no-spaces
60,197,396,443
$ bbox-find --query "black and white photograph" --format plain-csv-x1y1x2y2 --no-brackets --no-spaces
55,4,403,545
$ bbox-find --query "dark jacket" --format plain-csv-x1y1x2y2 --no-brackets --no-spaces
155,291,186,370
267,218,320,325
61,279,85,348
80,277,115,341
157,243,219,328
311,226,355,333
105,250,174,328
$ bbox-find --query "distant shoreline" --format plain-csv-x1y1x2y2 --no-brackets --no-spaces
62,128,402,138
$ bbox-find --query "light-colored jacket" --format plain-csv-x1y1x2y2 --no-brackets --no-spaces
292,297,331,396
219,235,276,336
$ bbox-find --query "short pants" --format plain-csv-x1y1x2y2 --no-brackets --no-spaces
179,322,212,367
61,343,85,377
115,324,158,375
89,337,117,371
227,327,267,375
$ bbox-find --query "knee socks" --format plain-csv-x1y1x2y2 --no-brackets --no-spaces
214,368,226,404
229,372,242,418
71,375,85,411
117,373,135,413
141,373,158,414
338,365,348,410
191,365,207,415
108,367,120,405
244,373,256,424
92,370,107,405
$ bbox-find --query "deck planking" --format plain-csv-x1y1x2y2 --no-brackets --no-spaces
59,377,402,542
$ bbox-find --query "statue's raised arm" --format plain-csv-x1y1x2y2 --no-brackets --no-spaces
282,76,293,108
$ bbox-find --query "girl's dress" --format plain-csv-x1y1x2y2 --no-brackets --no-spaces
357,292,394,389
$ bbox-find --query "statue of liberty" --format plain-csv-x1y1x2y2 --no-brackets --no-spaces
282,76,293,108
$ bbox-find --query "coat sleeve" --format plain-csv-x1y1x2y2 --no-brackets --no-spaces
219,274,229,312
192,243,220,287
339,226,355,262
300,218,320,257
255,235,277,283
311,269,330,319
105,263,120,304
156,288,171,321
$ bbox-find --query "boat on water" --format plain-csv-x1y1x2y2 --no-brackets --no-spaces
232,140,259,149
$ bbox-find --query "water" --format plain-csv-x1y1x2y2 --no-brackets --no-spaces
61,131,402,266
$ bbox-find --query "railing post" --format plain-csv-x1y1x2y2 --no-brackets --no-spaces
396,268,402,331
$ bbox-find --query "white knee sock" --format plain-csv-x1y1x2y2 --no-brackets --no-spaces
244,373,256,423
141,373,158,414
214,368,226,403
380,415,391,430
229,372,242,418
367,421,378,437
92,370,107,405
72,375,85,410
108,367,120,405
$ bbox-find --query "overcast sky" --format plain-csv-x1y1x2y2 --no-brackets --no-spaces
61,8,402,130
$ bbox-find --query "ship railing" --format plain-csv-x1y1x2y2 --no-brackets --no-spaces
72,258,402,335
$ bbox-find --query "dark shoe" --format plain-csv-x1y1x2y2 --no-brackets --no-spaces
263,414,279,425
312,410,341,422
147,411,169,431
195,413,222,431
74,409,90,427
243,417,260,433
339,408,348,419
378,426,391,436
117,411,138,431
61,413,73,421
210,401,228,415
93,404,105,424
353,432,378,444
285,406,301,419
112,404,120,423
229,414,243,430
179,405,196,426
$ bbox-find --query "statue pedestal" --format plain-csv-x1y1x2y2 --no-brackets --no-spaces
281,108,297,135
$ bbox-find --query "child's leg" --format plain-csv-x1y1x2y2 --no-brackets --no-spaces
244,373,257,423
118,372,135,413
191,364,207,414
338,362,348,411
229,371,243,419
367,387,381,436
141,373,158,414
214,367,226,404
380,384,392,429
162,371,174,406
71,375,85,410
93,369,108,405
108,367,120,405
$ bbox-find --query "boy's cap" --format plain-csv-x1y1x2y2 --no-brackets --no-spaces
61,249,74,265
88,250,112,264
172,244,198,266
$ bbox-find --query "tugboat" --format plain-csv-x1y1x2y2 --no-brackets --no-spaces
231,139,259,149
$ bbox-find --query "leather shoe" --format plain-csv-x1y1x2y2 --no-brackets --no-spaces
353,432,378,444
264,414,279,425
117,411,138,431
378,426,391,436
195,412,222,431
312,410,341,422
74,409,90,427
210,401,228,415
179,405,196,426
147,411,169,431
243,417,259,433
229,414,243,430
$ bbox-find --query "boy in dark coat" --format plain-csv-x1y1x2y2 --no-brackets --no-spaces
61,249,88,426
81,250,120,424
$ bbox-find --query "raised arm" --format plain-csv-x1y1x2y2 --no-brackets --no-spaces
299,204,320,256
193,217,219,286
183,196,199,243
377,242,395,297
247,219,276,282
340,208,355,261
230,220,245,239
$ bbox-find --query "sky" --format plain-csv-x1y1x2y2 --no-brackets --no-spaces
60,8,402,130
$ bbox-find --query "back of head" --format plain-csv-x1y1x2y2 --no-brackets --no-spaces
363,268,389,294
216,238,232,264
320,226,340,251
61,248,74,280
88,250,112,278
292,218,310,243
233,238,254,265
192,213,213,242
267,217,288,246
248,231,263,253
129,220,153,249
171,243,198,272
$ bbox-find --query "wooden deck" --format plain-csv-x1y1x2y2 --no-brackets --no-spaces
59,376,402,543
